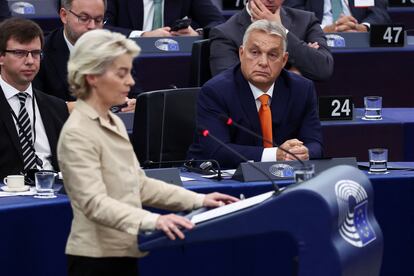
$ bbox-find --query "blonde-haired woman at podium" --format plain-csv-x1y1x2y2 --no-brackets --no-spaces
57,29,238,276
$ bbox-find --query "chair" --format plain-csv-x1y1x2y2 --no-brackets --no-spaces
189,39,211,87
132,87,200,165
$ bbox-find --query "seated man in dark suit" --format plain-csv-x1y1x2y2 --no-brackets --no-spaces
105,0,224,37
284,0,390,32
188,19,323,169
33,0,138,112
210,0,334,81
0,0,11,22
0,18,69,179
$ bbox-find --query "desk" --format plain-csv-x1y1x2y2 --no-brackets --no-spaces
118,108,414,161
1,168,413,276
316,45,414,107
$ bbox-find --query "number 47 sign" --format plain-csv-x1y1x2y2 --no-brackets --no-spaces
370,24,405,47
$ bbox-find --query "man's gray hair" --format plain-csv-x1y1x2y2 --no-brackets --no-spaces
242,19,287,52
60,0,107,11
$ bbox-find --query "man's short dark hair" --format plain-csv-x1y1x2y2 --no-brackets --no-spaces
0,18,44,54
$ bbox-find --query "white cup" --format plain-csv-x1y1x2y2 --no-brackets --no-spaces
3,175,25,189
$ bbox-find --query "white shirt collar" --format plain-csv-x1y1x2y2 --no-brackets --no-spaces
0,75,33,100
248,82,274,101
63,29,75,53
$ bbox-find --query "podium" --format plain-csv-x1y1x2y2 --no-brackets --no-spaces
139,165,383,276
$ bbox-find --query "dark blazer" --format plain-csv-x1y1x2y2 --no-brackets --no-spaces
105,0,225,36
33,28,73,101
0,0,10,22
209,7,334,81
283,0,391,25
33,28,142,100
0,87,69,178
187,65,323,169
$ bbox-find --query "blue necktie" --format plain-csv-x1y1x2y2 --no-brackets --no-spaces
332,0,343,21
152,0,163,30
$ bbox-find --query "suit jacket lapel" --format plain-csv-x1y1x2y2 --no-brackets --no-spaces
164,0,180,26
129,0,143,29
0,87,23,159
34,90,59,158
51,29,70,90
271,71,290,130
237,9,252,46
280,7,292,30
235,67,262,145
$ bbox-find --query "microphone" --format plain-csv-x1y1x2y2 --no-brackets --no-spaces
219,115,305,166
143,159,222,180
200,128,281,195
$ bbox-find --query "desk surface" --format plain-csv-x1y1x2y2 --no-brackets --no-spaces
1,167,413,276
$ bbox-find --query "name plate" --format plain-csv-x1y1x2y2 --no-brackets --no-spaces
232,158,357,182
131,36,201,54
388,0,414,7
144,168,183,186
318,96,353,121
370,24,405,47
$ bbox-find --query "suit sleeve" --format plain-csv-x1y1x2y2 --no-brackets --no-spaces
196,85,264,168
209,27,240,76
359,0,391,25
286,13,334,81
190,0,225,30
297,81,323,159
105,0,133,36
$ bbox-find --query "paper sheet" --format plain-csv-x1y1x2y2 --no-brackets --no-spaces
191,191,275,224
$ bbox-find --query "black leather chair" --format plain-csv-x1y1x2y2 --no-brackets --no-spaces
132,87,200,165
189,39,211,87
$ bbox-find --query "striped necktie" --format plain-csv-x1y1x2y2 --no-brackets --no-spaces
258,94,273,148
331,0,343,21
152,0,163,30
17,92,37,171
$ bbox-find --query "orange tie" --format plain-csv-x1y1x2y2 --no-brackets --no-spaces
258,94,273,148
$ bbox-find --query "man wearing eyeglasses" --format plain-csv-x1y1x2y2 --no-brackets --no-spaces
34,0,139,112
0,18,69,179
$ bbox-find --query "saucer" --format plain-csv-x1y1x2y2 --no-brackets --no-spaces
1,185,30,192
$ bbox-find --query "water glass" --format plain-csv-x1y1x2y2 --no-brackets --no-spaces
364,96,382,120
34,172,56,198
294,164,315,183
368,148,388,174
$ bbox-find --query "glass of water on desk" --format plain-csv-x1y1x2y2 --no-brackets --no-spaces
34,171,57,198
369,148,388,174
363,96,382,120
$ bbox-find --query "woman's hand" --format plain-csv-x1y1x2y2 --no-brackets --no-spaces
155,214,194,240
203,192,239,208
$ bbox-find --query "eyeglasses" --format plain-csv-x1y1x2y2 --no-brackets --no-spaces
69,9,106,25
4,49,43,59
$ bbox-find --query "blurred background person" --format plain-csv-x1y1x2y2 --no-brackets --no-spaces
283,0,391,32
0,18,68,179
209,0,333,81
33,0,140,112
58,29,238,276
105,0,225,37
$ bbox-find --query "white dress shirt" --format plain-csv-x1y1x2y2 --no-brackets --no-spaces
129,0,165,38
0,75,53,170
248,82,279,162
321,0,370,29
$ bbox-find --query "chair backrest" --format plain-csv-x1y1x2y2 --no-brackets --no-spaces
132,87,200,165
189,39,211,87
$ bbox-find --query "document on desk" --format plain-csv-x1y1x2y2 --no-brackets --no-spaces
191,191,275,224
